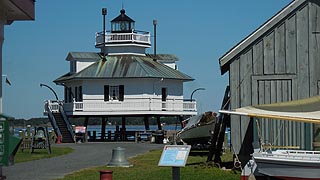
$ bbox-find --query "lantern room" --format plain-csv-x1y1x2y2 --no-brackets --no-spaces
111,9,135,33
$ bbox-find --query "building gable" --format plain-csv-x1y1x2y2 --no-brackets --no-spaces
219,0,314,75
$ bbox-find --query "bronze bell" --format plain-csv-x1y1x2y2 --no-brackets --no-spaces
107,147,132,167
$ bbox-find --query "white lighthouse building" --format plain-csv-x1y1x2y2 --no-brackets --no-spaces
44,9,197,142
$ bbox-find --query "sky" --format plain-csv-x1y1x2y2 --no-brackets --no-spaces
2,0,292,119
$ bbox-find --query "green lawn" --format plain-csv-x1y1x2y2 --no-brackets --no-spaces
15,146,74,163
57,150,240,180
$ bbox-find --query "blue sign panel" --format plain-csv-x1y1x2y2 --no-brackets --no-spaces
158,145,191,167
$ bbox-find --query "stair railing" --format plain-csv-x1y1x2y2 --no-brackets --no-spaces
58,101,75,142
45,100,62,138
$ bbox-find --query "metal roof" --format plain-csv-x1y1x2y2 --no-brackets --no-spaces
111,9,135,22
54,54,193,83
66,52,101,61
146,54,179,62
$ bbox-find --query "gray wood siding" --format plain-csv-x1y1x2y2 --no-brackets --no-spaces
229,2,320,153
230,58,241,153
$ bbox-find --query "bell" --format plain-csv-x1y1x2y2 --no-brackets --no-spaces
107,147,131,167
35,127,46,140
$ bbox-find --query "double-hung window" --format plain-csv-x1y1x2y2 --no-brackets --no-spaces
104,85,124,101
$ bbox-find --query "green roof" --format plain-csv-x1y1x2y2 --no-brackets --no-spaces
54,54,193,83
66,52,101,61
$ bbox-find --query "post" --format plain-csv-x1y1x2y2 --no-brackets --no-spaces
156,116,162,130
101,117,106,141
0,21,4,113
144,116,150,130
121,117,126,140
40,83,59,101
102,8,107,60
153,19,157,61
190,88,205,102
172,167,180,180
100,170,113,180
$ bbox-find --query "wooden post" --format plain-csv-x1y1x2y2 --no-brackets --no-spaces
144,116,150,130
178,115,184,128
157,116,162,130
121,117,126,140
101,117,106,141
84,117,89,129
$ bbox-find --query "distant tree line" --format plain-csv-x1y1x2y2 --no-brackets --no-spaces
10,116,185,127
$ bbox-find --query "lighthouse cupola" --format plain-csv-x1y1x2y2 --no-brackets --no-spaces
95,8,151,56
111,9,135,33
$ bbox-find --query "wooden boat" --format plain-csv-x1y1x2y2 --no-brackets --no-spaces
177,111,216,145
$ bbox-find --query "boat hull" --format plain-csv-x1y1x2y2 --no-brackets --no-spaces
178,122,214,145
253,150,320,179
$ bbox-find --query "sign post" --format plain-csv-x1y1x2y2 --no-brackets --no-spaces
158,145,191,180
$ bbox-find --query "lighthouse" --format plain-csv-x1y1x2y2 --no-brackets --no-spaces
95,9,151,56
44,8,197,142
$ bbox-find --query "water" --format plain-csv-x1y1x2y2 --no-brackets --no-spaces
87,124,182,133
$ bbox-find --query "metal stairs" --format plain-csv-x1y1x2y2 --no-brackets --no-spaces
52,112,74,143
45,101,75,143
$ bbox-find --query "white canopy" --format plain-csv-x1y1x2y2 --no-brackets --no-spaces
219,96,320,124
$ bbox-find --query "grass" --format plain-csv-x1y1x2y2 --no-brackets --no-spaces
15,146,74,163
57,150,240,180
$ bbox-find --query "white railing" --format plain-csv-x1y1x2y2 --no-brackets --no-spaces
43,100,60,115
45,97,197,114
95,30,151,46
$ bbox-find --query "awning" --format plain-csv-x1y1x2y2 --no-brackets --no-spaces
219,96,320,124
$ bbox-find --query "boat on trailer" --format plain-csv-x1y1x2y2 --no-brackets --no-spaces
177,111,216,146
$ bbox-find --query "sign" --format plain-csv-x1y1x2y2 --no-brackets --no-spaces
0,115,22,166
158,145,191,167
75,126,86,133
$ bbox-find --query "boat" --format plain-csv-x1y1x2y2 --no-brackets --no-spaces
177,111,216,145
251,149,320,180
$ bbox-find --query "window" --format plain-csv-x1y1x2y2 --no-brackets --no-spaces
110,86,119,100
104,85,124,101
75,86,83,102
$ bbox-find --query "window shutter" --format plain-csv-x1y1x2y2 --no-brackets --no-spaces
79,86,83,102
119,85,124,101
162,88,167,101
68,87,72,102
104,85,109,101
75,86,78,102
64,87,68,103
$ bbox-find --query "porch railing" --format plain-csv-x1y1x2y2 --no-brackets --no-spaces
45,97,197,114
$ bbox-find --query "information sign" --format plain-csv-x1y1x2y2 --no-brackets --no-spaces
158,145,191,167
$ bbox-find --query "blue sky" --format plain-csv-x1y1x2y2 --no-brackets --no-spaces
2,0,292,119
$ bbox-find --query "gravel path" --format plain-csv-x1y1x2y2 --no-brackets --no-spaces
3,142,164,180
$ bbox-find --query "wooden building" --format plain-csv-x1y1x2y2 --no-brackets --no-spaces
219,0,320,161
0,0,35,113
